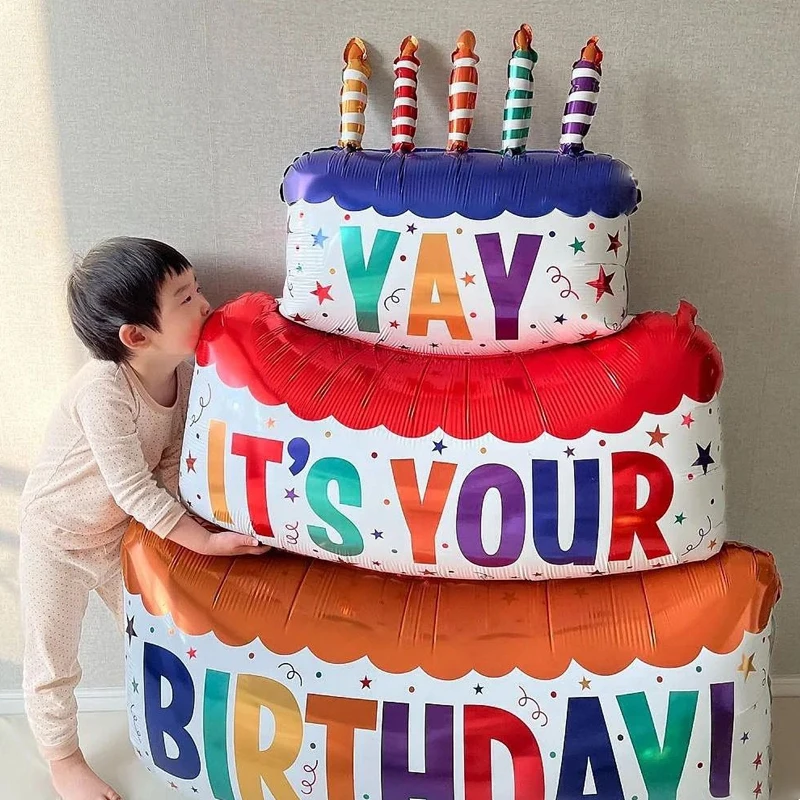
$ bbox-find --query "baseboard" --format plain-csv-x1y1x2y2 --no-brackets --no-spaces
0,687,127,716
2,676,799,716
773,675,800,697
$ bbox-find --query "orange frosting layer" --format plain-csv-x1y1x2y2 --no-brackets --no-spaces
122,523,780,680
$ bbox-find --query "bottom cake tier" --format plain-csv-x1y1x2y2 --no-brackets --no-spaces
122,522,780,800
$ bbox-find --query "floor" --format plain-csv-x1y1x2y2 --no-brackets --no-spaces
2,701,799,798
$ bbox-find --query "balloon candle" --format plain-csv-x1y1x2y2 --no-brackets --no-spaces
559,36,603,155
501,24,537,155
391,36,420,153
446,30,479,152
339,37,371,149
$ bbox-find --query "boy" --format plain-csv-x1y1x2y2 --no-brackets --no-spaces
18,238,269,800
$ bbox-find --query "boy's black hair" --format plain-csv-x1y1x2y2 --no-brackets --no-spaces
67,237,192,363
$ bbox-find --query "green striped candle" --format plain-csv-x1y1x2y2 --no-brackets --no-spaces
501,24,537,154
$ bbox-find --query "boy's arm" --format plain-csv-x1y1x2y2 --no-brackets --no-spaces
155,360,193,498
75,376,269,557
75,378,187,538
156,422,182,498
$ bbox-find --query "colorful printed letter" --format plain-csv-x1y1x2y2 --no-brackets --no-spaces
610,452,673,561
391,459,458,565
234,674,303,800
407,234,471,340
475,233,543,340
307,457,364,556
341,227,400,332
143,643,200,780
231,433,284,537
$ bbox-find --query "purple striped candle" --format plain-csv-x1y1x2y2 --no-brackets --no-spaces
559,36,603,155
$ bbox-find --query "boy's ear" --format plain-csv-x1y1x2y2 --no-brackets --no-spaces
119,323,149,352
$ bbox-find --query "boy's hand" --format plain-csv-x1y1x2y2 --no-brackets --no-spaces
166,514,271,557
201,530,271,557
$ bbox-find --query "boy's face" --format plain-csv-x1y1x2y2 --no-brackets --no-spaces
151,269,212,358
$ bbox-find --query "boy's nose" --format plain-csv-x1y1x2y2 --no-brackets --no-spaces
201,298,212,317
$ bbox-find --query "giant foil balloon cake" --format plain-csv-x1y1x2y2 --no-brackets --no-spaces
122,29,781,799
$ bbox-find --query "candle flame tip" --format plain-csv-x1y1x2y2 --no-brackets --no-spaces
452,30,478,60
580,35,603,66
343,37,368,63
399,35,419,57
514,24,533,50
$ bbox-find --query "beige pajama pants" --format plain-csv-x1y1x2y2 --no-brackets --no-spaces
19,524,125,761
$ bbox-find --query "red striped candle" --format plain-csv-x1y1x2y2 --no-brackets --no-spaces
446,30,479,153
391,36,420,153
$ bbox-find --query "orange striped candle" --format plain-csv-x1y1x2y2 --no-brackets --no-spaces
339,37,371,149
446,30,479,152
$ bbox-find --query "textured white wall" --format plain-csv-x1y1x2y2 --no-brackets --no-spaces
1,0,798,693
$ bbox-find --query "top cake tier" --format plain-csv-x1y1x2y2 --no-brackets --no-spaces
280,148,640,356
281,148,639,220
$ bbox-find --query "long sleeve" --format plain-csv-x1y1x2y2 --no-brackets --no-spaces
155,362,193,499
73,377,186,538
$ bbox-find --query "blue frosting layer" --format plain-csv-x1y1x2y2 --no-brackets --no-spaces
281,148,640,220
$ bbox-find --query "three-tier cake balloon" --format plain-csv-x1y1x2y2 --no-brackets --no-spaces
122,29,780,799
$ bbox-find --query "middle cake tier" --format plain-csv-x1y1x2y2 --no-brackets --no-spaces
180,292,725,581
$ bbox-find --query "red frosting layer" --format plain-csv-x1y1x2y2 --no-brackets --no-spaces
196,293,723,443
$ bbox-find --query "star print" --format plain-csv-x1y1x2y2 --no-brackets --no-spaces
125,615,137,645
295,265,304,272
586,266,615,302
266,418,276,428
564,447,575,457
192,790,199,794
430,342,439,349
131,677,139,694
579,677,592,690
433,439,447,454
372,561,381,566
580,331,598,340
371,530,384,539
285,488,299,502
169,782,178,790
647,425,669,447
360,676,372,689
681,413,695,428
502,591,517,604
607,231,623,255
741,732,750,743
310,282,333,304
389,320,400,329
422,569,436,576
693,443,715,475
675,513,686,524
554,314,567,324
185,453,197,473
312,228,328,247
407,223,417,233
574,586,588,598
291,313,309,324
570,237,586,254
753,752,763,768
738,653,756,681
461,273,476,285
474,684,484,694
753,782,763,797
187,648,197,659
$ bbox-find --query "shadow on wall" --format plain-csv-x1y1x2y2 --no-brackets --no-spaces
633,70,800,613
